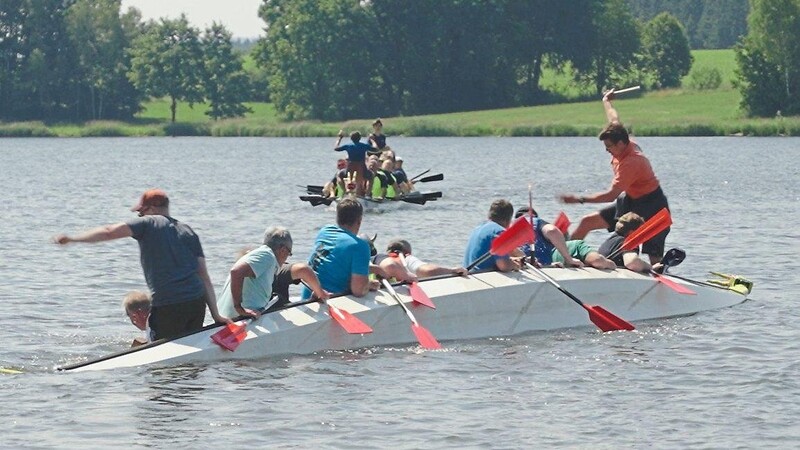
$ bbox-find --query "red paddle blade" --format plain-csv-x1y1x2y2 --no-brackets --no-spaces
411,323,442,350
621,208,672,251
328,305,373,334
553,211,571,235
408,282,436,309
211,322,248,351
654,274,696,295
491,216,535,256
586,305,635,331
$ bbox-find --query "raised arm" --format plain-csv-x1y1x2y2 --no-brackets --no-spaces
603,89,620,124
334,129,345,150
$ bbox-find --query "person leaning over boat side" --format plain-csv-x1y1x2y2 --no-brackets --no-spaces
558,88,670,264
360,234,418,283
303,197,386,298
385,239,467,277
368,118,387,151
334,130,372,196
598,212,664,273
123,290,152,347
53,189,231,340
463,199,522,273
217,227,329,319
514,208,614,270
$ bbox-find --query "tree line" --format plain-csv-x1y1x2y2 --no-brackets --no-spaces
0,0,796,124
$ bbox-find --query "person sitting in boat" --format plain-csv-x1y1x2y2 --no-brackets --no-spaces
334,130,372,196
515,208,615,270
363,155,381,196
303,198,388,298
359,234,417,283
385,239,467,277
53,188,231,341
368,118,387,152
371,158,403,200
218,227,329,319
463,199,522,273
598,212,664,273
391,156,416,194
123,290,152,347
322,159,348,198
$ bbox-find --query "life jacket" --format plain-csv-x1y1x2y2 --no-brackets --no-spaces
371,170,397,198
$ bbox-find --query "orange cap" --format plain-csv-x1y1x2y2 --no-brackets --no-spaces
131,189,169,212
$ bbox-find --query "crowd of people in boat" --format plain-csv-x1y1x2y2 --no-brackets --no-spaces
54,87,670,347
325,118,416,200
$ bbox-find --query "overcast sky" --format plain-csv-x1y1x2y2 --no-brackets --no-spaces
121,0,264,39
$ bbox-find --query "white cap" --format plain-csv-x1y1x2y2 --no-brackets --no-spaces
396,156,403,162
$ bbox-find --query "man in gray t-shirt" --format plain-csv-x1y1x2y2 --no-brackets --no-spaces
54,188,230,340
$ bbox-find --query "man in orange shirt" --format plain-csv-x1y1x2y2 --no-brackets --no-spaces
559,89,670,263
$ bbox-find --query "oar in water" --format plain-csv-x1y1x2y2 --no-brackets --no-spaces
466,215,536,271
299,195,335,207
381,279,441,350
607,208,672,261
408,169,431,183
398,191,442,205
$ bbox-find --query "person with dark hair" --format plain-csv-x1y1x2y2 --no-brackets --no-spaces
53,188,231,340
558,88,670,263
598,212,664,273
463,199,520,272
368,118,387,151
304,198,384,298
384,239,467,277
334,130,373,196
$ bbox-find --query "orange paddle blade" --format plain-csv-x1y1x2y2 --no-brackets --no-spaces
491,216,535,256
210,322,248,351
408,282,436,309
411,323,442,350
587,305,636,331
621,208,672,251
654,274,696,295
553,211,571,235
328,304,373,334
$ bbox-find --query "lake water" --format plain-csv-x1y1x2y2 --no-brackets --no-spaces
0,137,798,448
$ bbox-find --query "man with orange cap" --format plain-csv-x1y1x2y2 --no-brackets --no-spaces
53,188,231,340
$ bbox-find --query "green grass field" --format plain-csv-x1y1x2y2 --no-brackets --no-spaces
6,49,799,137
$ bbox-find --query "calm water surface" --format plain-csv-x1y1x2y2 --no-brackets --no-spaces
0,137,798,448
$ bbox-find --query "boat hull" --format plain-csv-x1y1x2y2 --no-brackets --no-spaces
60,267,750,372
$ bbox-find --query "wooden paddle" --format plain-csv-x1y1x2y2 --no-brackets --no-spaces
466,215,536,271
381,279,441,350
607,208,672,260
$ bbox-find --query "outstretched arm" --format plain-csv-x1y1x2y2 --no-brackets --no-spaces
53,223,132,244
334,129,344,150
290,263,330,300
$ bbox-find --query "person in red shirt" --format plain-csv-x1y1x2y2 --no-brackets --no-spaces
559,88,670,263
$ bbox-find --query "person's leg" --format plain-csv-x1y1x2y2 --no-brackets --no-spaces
570,210,611,240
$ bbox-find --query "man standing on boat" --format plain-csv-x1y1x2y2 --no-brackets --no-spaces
53,188,231,340
559,89,670,263
217,227,329,319
303,198,386,298
334,130,372,196
463,199,521,272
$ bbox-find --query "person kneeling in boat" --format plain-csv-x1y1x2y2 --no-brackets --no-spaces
464,199,524,273
304,198,387,298
123,290,152,347
598,212,664,273
218,227,329,319
515,208,615,270
386,239,467,277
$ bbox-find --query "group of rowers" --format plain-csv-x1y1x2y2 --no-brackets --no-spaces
53,87,671,348
325,118,415,200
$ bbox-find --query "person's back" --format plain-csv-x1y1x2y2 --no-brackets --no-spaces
127,214,205,305
464,199,518,272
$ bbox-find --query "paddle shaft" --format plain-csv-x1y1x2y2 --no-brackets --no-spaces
525,263,588,308
614,85,640,95
408,169,431,183
381,279,418,324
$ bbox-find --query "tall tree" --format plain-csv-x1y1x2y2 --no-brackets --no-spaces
128,15,205,122
201,23,252,120
641,12,693,88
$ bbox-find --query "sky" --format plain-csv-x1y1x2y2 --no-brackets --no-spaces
121,0,265,39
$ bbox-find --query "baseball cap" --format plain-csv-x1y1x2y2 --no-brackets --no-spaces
131,188,169,212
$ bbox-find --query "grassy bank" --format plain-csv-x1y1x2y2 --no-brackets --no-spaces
2,49,797,137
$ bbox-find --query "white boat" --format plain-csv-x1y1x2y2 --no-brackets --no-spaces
58,267,752,372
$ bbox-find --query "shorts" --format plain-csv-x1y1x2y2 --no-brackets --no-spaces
149,295,206,341
551,240,594,263
269,263,301,310
598,187,670,259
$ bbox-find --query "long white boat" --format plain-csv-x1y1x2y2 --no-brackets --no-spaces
59,267,753,372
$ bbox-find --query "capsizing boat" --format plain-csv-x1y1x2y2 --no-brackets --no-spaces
58,267,752,372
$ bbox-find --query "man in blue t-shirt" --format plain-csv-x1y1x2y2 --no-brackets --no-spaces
463,199,521,272
334,130,373,196
303,197,380,298
53,188,231,340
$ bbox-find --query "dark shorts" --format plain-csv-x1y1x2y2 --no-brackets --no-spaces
148,295,206,340
598,186,670,259
269,263,301,310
